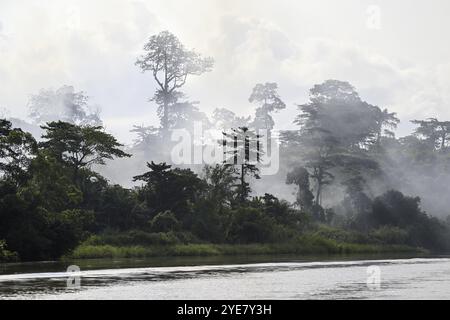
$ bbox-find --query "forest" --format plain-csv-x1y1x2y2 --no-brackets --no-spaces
2,31,450,262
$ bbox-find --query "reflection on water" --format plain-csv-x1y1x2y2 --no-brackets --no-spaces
1,255,450,300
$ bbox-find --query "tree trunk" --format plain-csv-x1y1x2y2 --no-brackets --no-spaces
315,182,322,207
240,163,245,203
162,92,170,143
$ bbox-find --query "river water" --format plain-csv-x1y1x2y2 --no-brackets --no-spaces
1,255,449,299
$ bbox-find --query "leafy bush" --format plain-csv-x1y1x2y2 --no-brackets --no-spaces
313,225,369,244
0,240,18,262
370,226,409,245
227,207,277,244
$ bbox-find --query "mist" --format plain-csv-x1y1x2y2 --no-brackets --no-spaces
2,1,450,218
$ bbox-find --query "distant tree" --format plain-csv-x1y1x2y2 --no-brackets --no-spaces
293,125,337,208
297,80,381,149
341,176,373,231
136,31,214,140
373,108,400,145
411,118,450,151
281,80,381,209
212,107,251,130
222,127,263,203
169,101,211,131
309,80,361,104
398,135,437,164
286,166,314,211
249,82,286,132
28,85,101,126
40,121,131,183
130,124,160,150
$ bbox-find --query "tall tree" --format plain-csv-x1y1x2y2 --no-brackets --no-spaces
373,108,400,145
222,127,262,203
286,166,314,211
40,121,131,183
281,80,380,208
249,82,286,133
136,31,214,140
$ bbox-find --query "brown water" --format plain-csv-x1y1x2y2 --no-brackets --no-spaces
1,255,449,300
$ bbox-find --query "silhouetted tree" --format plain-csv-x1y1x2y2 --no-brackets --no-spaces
373,108,400,145
222,127,262,203
136,31,214,140
40,121,131,183
249,82,286,133
133,162,206,222
286,166,314,211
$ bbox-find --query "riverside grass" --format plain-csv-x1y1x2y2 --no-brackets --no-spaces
68,236,422,260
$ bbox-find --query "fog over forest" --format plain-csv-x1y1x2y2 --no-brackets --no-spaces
2,0,450,139
2,1,450,217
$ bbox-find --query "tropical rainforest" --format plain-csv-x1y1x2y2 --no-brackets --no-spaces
2,31,450,262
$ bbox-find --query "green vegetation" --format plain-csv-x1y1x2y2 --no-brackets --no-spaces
2,31,450,262
0,240,18,262
69,230,421,260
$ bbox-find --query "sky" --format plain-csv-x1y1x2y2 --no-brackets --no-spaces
1,0,450,143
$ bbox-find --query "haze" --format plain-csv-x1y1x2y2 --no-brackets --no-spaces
1,0,450,143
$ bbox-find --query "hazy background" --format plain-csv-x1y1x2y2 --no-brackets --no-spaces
1,0,450,144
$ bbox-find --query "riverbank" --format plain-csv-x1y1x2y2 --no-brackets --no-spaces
67,237,423,260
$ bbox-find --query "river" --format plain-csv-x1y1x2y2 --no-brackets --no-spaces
1,255,449,299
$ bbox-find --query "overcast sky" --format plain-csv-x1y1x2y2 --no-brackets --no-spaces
1,0,450,143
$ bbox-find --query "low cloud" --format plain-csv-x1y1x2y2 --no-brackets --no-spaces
1,1,450,142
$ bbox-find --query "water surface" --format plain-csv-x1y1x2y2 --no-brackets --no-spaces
1,255,449,299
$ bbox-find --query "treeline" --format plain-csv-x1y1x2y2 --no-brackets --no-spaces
1,113,450,261
0,118,305,260
279,80,450,252
2,31,450,261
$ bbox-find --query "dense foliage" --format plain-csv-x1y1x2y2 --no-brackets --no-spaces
2,31,450,261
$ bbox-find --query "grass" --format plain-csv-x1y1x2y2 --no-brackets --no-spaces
67,234,423,260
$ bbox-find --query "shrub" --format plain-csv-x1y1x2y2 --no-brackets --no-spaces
313,225,369,244
227,207,277,244
370,226,408,245
0,240,18,262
